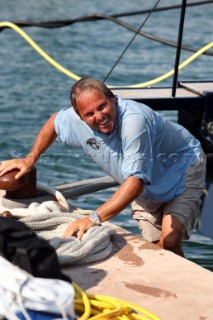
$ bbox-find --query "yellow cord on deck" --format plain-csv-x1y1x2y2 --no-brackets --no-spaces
0,21,212,88
73,282,160,320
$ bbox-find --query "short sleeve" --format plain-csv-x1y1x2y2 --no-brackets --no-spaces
54,107,82,147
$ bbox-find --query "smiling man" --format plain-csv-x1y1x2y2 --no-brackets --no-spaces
0,78,206,256
71,80,118,133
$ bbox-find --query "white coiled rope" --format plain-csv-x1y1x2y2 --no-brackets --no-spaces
0,185,116,266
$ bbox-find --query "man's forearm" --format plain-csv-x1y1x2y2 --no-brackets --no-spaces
0,112,59,179
95,175,143,222
26,112,58,164
63,175,143,239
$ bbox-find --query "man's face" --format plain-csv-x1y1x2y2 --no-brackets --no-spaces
76,89,118,133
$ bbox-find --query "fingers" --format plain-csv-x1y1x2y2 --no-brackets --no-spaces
76,229,85,240
0,160,19,176
14,167,27,179
0,159,31,178
63,222,85,240
63,223,78,239
63,217,94,240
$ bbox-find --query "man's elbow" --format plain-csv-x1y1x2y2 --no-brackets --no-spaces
136,179,144,196
129,175,144,197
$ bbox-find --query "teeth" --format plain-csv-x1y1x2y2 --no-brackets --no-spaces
99,118,108,125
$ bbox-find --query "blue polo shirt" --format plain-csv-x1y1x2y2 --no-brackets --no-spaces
54,95,201,202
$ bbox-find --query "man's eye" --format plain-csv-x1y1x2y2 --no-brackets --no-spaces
85,113,93,118
99,104,106,111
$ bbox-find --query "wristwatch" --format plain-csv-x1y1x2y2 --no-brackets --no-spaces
89,212,101,225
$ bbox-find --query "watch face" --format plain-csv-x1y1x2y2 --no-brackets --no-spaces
90,212,99,221
90,212,100,224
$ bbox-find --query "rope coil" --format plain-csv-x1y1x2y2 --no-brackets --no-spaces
73,282,160,320
0,197,116,266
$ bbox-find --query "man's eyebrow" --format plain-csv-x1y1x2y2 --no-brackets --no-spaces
97,102,107,109
84,111,93,117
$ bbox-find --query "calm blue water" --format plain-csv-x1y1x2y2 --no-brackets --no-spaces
0,0,213,270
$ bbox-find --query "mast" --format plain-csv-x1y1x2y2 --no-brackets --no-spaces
172,0,187,97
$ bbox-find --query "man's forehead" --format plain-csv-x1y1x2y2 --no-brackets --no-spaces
77,88,105,102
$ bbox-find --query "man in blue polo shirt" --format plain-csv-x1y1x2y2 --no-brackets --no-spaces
0,78,206,256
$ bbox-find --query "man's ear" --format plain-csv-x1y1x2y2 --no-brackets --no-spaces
112,97,118,104
74,106,82,119
77,111,83,120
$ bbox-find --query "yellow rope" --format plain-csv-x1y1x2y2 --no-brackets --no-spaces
0,21,81,81
127,41,213,88
73,282,160,320
73,282,91,320
0,21,212,88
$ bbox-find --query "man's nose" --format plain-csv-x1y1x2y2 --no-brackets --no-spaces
95,111,103,122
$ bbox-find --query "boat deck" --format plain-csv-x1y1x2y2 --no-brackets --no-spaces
64,222,213,320
112,81,213,99
112,81,213,112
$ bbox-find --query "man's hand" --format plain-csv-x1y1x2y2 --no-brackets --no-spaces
0,158,34,179
63,176,143,240
63,216,96,240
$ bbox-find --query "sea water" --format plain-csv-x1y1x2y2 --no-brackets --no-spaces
0,0,212,270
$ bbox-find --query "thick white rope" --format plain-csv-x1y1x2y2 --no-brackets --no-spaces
37,183,70,210
0,199,116,266
21,201,116,265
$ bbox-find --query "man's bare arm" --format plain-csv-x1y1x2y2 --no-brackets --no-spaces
0,112,58,179
64,175,143,239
